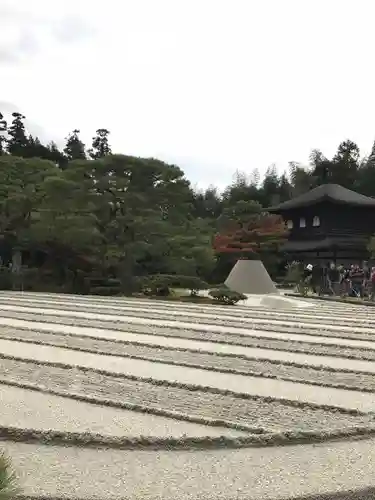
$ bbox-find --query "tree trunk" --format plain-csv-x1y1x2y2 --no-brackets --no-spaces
11,248,22,290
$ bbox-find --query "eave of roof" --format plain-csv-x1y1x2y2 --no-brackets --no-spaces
268,184,375,211
282,237,369,252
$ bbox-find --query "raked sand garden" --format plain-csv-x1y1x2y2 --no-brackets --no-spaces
2,292,375,499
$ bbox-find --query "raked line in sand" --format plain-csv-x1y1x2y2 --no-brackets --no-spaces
5,291,375,324
1,338,375,412
0,289,366,307
4,436,375,499
0,384,247,438
0,314,373,350
1,317,375,373
3,295,375,326
0,297,374,331
0,303,373,337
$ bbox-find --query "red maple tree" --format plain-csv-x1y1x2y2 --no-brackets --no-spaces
213,212,288,259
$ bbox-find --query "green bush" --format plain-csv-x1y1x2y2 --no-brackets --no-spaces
174,275,209,296
89,286,122,296
0,452,19,500
285,261,303,284
139,274,208,297
209,287,247,305
0,267,13,290
140,275,172,296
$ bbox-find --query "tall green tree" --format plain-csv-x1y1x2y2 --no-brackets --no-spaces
88,128,111,159
6,112,29,157
64,129,86,161
222,170,263,208
45,141,66,167
289,162,312,195
23,135,52,159
0,113,7,155
0,155,58,279
65,155,194,290
261,164,281,206
31,166,102,287
278,172,292,202
192,185,222,219
310,149,332,186
331,140,359,187
356,140,375,196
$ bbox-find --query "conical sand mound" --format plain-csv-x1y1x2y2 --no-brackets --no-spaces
224,259,279,295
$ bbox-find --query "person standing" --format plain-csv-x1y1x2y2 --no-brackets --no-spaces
350,265,365,298
370,267,375,301
311,263,323,295
363,262,371,298
327,262,340,296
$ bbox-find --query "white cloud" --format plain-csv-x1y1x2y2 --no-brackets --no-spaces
2,0,375,188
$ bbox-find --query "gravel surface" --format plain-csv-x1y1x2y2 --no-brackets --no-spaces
1,337,375,412
6,291,375,317
3,296,375,328
0,307,374,345
0,301,374,334
4,437,375,499
1,291,375,498
3,327,375,392
0,357,373,434
0,384,246,438
1,316,375,364
2,313,375,352
1,309,375,348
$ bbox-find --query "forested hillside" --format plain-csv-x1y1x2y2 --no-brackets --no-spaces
1,111,375,293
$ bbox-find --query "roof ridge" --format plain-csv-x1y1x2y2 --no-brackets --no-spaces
269,183,375,211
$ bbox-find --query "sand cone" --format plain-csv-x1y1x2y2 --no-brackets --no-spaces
224,259,279,295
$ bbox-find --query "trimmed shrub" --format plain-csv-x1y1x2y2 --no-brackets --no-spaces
139,274,208,297
89,286,122,296
175,275,209,296
86,277,122,296
0,452,19,500
285,261,303,285
209,287,247,305
0,267,12,290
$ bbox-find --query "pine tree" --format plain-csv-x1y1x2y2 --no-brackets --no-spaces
355,139,375,196
46,141,65,167
331,140,359,188
309,149,332,185
88,128,111,159
262,164,281,206
0,113,7,155
24,135,49,159
367,139,375,166
63,129,86,161
7,112,29,157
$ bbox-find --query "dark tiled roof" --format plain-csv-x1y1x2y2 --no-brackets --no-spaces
269,184,375,211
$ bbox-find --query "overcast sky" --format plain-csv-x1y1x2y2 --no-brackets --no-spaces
1,0,375,189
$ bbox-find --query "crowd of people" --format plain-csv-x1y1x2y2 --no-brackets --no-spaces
300,262,375,300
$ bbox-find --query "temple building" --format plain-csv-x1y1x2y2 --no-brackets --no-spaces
268,183,375,265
